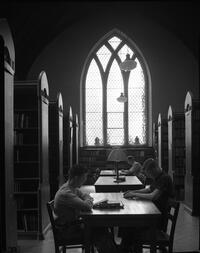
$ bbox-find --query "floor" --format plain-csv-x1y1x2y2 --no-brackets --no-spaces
17,186,199,253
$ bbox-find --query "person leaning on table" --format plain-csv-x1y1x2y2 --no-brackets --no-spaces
119,158,175,253
121,155,146,183
53,164,120,253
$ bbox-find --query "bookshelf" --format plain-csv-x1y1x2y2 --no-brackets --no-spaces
49,92,64,200
158,113,168,173
184,91,200,216
168,105,185,200
63,106,73,178
73,114,79,165
79,148,107,185
0,19,17,252
14,71,50,239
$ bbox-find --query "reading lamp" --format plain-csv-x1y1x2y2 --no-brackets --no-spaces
107,148,127,183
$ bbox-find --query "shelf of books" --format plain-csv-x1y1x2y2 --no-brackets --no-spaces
168,105,185,200
79,148,107,185
158,113,168,173
79,148,107,171
14,71,50,239
184,91,200,216
49,92,64,200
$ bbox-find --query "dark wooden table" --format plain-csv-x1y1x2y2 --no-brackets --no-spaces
94,176,144,192
81,192,161,253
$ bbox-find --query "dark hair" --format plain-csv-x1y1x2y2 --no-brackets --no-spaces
127,155,135,160
143,158,158,172
68,164,88,179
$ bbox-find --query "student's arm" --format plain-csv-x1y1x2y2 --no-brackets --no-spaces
127,163,142,176
124,188,161,201
120,169,128,175
67,191,93,211
123,185,151,198
78,189,93,201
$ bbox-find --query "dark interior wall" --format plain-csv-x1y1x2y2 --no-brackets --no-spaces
27,6,199,124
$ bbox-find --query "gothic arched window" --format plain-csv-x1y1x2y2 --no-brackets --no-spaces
80,29,152,147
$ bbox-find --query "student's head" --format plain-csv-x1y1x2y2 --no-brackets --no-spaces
127,155,135,165
68,164,88,187
142,158,160,179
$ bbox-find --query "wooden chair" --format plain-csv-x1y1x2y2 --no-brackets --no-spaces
133,198,180,253
47,200,94,253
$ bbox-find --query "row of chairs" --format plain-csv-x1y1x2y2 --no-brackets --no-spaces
47,197,180,253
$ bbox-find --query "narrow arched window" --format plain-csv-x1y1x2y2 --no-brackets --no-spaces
81,29,151,147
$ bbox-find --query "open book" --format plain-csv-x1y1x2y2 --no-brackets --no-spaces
93,198,124,209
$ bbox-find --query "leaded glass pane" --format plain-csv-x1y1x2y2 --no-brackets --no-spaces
107,60,124,112
86,113,103,145
118,44,134,62
107,89,124,112
129,59,144,87
86,89,102,112
107,59,124,145
128,59,146,145
128,113,146,144
96,45,111,71
107,128,124,145
107,112,123,128
86,59,102,88
85,59,103,145
129,89,145,111
108,36,122,50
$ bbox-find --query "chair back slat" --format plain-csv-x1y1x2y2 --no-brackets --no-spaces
167,199,180,246
46,200,61,252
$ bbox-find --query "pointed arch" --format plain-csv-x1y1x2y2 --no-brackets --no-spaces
80,28,152,147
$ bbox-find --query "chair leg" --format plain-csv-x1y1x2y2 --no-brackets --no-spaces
168,245,173,253
62,246,66,253
55,245,60,253
90,245,95,253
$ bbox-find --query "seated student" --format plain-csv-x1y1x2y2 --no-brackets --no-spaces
54,164,119,253
121,155,146,183
120,158,175,252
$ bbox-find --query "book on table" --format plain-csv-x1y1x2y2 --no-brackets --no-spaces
93,199,124,209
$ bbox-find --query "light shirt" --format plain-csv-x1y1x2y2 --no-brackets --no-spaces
54,182,92,226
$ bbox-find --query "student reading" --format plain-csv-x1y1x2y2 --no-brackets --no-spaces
120,158,175,253
54,164,120,253
121,155,146,183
